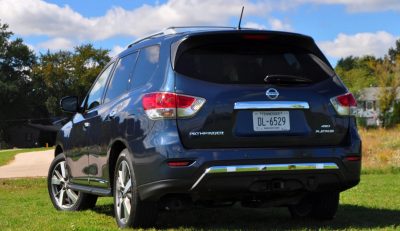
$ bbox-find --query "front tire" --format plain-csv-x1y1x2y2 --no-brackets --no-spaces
113,149,158,228
288,191,339,220
47,154,98,211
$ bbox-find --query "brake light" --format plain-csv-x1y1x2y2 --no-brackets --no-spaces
142,92,206,119
330,93,357,116
242,34,269,40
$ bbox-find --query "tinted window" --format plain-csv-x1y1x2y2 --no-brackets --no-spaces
175,42,333,84
104,52,138,103
86,63,114,110
131,45,160,89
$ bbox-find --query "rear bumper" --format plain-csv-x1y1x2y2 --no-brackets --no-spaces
138,155,361,201
135,120,361,201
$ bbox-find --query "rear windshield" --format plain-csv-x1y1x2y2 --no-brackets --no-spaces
175,42,334,84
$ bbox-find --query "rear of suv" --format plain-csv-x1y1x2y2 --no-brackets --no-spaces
48,27,361,228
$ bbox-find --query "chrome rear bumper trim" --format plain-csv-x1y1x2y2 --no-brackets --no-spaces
234,101,310,110
190,162,339,190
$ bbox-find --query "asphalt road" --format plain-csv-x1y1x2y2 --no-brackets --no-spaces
0,149,54,178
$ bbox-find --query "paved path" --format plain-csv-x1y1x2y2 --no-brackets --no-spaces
0,149,54,178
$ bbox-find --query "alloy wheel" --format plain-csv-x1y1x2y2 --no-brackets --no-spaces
50,160,80,209
115,160,133,224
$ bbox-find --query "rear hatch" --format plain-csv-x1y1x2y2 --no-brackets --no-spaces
172,31,349,149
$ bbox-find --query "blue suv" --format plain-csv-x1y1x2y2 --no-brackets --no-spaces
48,27,362,228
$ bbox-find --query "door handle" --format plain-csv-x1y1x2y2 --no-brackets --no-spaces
83,122,91,128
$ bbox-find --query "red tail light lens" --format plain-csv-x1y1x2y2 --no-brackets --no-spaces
142,92,206,119
330,93,357,116
336,93,357,107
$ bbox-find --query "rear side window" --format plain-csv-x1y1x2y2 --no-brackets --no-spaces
131,45,160,89
104,52,138,103
175,42,333,84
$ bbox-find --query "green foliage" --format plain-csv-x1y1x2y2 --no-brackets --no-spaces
356,117,368,128
389,101,400,126
335,56,378,96
0,20,111,146
0,21,37,142
374,56,400,127
337,39,400,127
32,44,110,115
388,39,400,62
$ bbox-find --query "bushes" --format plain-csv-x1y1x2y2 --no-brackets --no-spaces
356,117,368,128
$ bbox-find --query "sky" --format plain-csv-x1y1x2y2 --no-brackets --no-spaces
0,0,399,66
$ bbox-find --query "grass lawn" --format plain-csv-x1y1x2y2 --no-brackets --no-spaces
0,173,399,230
0,147,53,166
0,128,398,230
359,127,400,171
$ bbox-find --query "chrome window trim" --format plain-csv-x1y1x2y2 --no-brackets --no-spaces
190,162,338,190
234,101,310,110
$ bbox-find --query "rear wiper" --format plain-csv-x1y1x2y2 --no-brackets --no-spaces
264,74,312,84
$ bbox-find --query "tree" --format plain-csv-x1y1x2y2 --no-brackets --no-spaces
374,57,400,127
388,39,400,62
32,45,110,115
335,56,379,96
0,21,36,142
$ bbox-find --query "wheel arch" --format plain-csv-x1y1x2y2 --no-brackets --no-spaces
107,138,132,192
54,143,64,157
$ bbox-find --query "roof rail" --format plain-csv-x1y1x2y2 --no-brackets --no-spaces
127,26,244,48
127,28,178,48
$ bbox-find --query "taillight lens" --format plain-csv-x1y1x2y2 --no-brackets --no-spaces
330,93,357,116
142,92,206,119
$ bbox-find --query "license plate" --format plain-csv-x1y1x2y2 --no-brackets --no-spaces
252,111,290,131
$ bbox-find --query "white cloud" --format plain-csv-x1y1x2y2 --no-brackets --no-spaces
318,31,398,58
37,38,74,51
243,22,266,30
268,18,292,31
0,0,272,41
110,45,125,58
244,19,292,31
294,0,400,12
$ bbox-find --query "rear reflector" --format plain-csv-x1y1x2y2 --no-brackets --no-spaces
142,92,206,119
330,93,357,116
345,156,361,161
167,161,193,167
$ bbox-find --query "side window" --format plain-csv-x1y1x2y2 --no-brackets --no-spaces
131,45,160,89
104,52,138,103
86,63,114,111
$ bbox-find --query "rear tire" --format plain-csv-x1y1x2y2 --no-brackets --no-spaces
113,149,158,228
48,154,98,211
289,191,339,220
311,191,340,220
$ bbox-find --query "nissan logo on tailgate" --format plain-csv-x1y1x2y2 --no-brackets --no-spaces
266,88,279,100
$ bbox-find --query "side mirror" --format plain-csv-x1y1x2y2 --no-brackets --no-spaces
60,96,79,113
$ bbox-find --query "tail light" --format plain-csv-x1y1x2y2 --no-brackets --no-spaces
142,92,206,120
330,93,357,116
